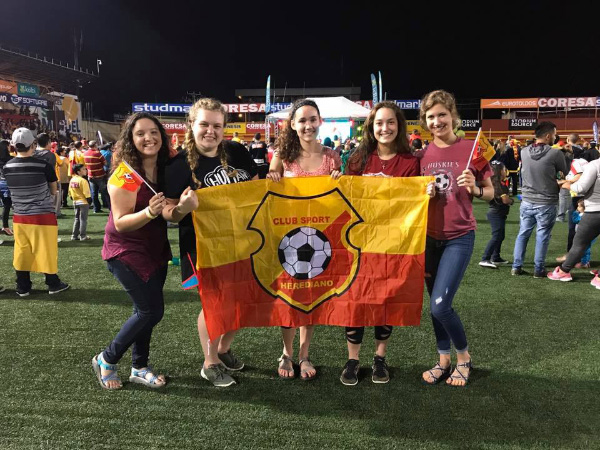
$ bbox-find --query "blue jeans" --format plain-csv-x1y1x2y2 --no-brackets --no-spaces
512,201,557,273
89,177,110,212
103,259,167,368
481,210,507,262
425,230,474,354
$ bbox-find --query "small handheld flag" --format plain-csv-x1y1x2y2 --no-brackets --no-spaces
108,161,156,194
466,128,495,171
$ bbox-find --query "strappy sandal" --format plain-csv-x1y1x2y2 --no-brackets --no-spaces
129,366,167,388
446,360,472,387
422,362,451,386
299,358,317,381
92,353,122,390
277,354,295,379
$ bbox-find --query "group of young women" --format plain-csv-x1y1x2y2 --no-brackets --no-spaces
92,89,493,390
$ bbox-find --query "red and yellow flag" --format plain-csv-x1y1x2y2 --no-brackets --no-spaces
471,132,496,170
192,176,432,339
13,213,58,274
108,161,143,192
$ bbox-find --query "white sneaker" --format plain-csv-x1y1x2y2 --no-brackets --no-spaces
479,260,498,269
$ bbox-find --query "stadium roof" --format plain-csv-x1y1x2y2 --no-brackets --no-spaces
0,44,98,95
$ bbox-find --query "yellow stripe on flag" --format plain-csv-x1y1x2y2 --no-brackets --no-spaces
192,176,432,269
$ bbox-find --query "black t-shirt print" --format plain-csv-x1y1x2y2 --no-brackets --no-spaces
164,141,258,281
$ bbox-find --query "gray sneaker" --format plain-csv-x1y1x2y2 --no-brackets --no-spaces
218,349,245,371
201,364,236,387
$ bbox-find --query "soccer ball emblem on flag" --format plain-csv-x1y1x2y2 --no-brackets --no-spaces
278,227,332,280
248,188,363,313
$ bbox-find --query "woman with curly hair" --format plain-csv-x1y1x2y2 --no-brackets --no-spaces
418,90,493,387
267,99,341,381
340,101,429,385
163,98,258,387
93,112,172,390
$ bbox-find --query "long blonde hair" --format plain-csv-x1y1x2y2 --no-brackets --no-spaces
183,98,231,187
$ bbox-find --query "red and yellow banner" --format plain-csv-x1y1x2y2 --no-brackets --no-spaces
108,162,143,192
192,176,432,339
13,213,58,274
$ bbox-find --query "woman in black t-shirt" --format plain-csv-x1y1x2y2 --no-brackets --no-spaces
163,98,258,387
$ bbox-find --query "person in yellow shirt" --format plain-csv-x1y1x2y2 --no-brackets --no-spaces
68,164,92,241
68,142,85,176
231,131,241,143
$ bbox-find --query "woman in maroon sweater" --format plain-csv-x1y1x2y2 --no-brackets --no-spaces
92,113,172,390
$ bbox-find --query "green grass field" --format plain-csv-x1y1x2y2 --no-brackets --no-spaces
1,200,598,450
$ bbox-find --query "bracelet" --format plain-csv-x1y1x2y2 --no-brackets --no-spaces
144,207,158,220
474,186,484,198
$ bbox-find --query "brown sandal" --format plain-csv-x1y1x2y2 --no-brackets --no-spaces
299,358,317,381
277,354,295,379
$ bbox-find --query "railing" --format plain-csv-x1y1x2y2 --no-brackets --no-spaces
0,43,98,76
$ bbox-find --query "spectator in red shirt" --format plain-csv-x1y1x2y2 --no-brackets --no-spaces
83,140,110,213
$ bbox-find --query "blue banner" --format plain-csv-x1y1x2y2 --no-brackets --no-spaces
1,92,49,108
594,121,598,143
378,71,383,102
132,103,190,114
370,74,378,104
265,75,271,114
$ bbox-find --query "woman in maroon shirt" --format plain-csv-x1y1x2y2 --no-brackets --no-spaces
92,113,172,390
341,101,433,386
418,90,493,387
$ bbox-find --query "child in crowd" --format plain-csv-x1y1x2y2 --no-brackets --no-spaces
572,199,594,269
69,164,92,241
480,161,513,268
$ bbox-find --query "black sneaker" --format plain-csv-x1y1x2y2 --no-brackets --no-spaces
16,288,31,297
218,349,244,371
491,258,509,265
533,270,547,279
372,355,390,384
340,359,360,386
49,282,70,295
511,267,525,276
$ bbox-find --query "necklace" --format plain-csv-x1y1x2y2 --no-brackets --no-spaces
376,149,394,169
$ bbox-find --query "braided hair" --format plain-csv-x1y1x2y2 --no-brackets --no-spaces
183,98,232,187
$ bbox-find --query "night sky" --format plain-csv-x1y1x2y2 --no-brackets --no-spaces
1,0,595,120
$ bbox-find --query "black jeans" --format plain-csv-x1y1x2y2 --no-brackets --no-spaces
1,193,11,228
509,172,519,196
16,271,61,291
103,259,167,368
561,212,600,272
481,209,507,261
61,183,69,206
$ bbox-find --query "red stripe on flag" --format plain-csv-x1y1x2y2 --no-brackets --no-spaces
198,252,424,339
13,214,58,226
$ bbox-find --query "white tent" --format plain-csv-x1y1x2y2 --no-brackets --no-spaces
266,96,370,121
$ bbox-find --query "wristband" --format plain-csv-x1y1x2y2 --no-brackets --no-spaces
474,186,484,198
145,207,158,220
